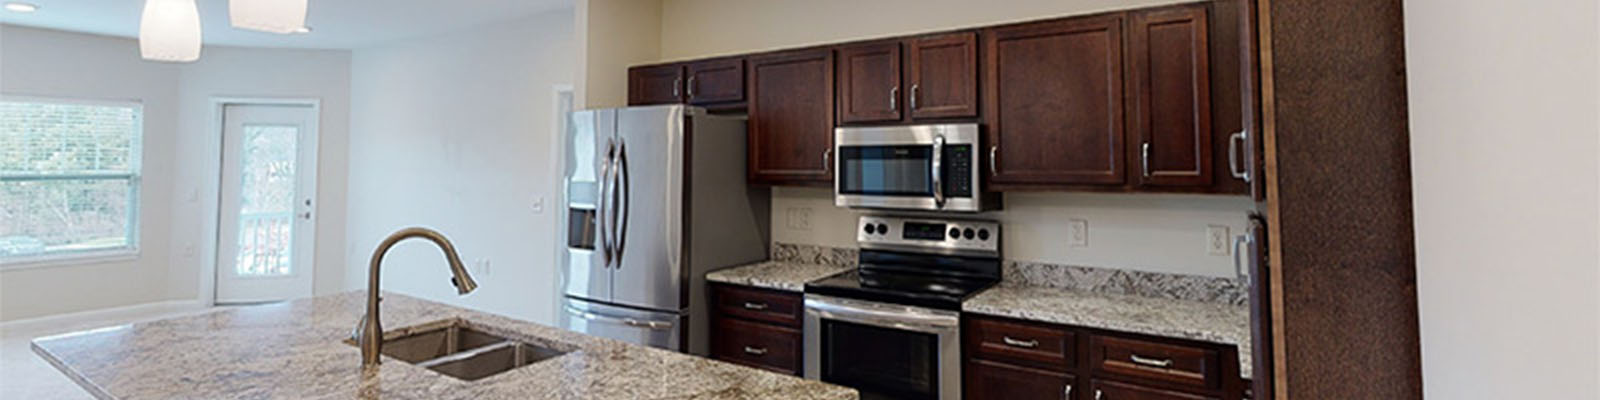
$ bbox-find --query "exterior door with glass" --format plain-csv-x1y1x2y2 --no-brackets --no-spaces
215,104,317,303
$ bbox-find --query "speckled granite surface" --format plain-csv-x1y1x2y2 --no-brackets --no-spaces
963,284,1253,379
706,262,852,292
31,292,856,400
1004,261,1249,306
770,243,857,267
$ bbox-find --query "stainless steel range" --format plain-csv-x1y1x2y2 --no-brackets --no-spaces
804,215,1000,400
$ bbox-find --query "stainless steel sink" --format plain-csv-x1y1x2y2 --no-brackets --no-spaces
345,318,567,381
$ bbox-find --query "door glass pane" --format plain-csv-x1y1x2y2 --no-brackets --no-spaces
234,125,297,276
822,320,939,399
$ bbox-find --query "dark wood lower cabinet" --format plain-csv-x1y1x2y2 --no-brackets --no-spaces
965,359,1074,400
1094,379,1217,400
708,284,805,376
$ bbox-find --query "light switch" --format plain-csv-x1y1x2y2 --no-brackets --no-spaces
1067,219,1088,247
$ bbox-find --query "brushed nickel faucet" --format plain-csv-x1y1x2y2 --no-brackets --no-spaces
354,227,479,367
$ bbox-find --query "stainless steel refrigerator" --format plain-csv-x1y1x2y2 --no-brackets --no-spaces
560,105,769,355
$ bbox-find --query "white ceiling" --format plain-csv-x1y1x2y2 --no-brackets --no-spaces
0,0,573,49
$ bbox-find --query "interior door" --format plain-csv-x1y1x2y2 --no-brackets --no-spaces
609,106,685,311
215,104,317,303
563,109,614,303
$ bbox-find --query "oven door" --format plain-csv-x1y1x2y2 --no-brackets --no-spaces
804,294,960,400
835,124,983,212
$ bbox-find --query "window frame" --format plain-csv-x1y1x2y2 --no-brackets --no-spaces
0,95,144,270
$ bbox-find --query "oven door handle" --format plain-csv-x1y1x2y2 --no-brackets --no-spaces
931,135,945,209
805,297,958,334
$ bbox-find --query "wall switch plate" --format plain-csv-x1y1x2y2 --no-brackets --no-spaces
532,196,545,214
786,207,813,231
474,258,491,275
1207,225,1231,256
1067,219,1089,247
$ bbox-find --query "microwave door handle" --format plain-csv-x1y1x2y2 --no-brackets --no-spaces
931,135,945,209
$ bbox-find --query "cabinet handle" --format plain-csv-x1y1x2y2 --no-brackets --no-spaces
672,77,681,98
1095,389,1104,400
741,302,769,311
743,346,768,356
1129,354,1174,368
1001,336,1039,348
910,84,920,110
1229,130,1251,182
989,145,999,176
1063,384,1073,400
1141,142,1152,178
1233,234,1252,283
823,149,833,172
687,76,698,98
890,86,899,111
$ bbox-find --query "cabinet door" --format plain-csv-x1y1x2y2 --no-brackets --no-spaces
908,32,979,119
984,15,1126,187
966,359,1076,400
628,64,684,106
686,58,745,105
1130,5,1213,187
747,49,835,185
1092,379,1217,400
837,41,903,123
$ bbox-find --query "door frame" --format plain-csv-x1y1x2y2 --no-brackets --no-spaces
197,97,322,307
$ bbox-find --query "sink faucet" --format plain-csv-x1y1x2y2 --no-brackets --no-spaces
354,227,479,367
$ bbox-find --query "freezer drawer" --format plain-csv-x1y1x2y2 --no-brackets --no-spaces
562,297,683,351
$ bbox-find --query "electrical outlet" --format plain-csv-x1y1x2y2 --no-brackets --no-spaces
1206,225,1231,256
474,258,492,275
1067,219,1088,247
786,207,813,231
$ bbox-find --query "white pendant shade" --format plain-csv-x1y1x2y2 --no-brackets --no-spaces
228,0,308,34
138,0,202,62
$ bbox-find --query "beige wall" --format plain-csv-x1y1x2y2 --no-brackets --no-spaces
656,0,1251,278
576,0,662,108
1405,0,1600,398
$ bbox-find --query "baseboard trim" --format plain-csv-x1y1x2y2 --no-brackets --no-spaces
1,300,207,334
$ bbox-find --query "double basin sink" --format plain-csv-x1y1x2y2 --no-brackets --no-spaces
346,318,568,381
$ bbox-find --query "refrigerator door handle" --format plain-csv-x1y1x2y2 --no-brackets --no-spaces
599,138,617,268
563,305,674,330
614,139,631,269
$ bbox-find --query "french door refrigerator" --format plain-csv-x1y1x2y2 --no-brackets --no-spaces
561,105,769,355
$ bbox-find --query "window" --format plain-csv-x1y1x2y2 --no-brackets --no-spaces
0,98,142,265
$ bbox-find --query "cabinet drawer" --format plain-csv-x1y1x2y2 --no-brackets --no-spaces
1089,335,1221,389
966,316,1075,370
965,359,1074,400
1092,379,1216,400
712,284,803,327
711,317,801,375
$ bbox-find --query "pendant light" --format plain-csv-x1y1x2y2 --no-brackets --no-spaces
228,0,307,34
138,0,202,62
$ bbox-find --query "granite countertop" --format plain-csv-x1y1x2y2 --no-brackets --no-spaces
963,284,1254,380
705,261,852,292
31,292,855,400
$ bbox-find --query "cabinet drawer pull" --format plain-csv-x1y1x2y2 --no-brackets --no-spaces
1001,336,1039,348
741,302,769,310
743,346,768,356
1129,354,1174,368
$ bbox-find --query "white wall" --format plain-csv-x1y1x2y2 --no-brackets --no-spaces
346,9,575,324
0,25,351,322
0,25,181,321
170,45,352,301
1405,0,1600,399
654,0,1253,277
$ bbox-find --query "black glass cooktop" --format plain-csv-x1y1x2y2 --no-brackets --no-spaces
805,268,998,311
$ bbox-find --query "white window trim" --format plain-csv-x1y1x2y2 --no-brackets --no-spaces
0,94,145,270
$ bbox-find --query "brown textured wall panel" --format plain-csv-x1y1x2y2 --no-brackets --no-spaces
1266,0,1423,398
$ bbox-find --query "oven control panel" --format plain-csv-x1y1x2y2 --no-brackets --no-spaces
857,216,999,255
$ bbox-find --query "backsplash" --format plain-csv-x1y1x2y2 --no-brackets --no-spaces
773,242,1247,306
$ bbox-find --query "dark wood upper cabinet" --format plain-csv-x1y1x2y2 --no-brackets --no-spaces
965,359,1075,400
985,14,1126,187
908,32,979,119
628,64,683,106
747,48,835,185
836,41,903,123
1130,5,1213,188
686,58,745,105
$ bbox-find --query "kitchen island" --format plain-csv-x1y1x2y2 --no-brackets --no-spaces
31,291,856,400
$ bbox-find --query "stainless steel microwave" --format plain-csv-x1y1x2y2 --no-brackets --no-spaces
834,124,999,212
